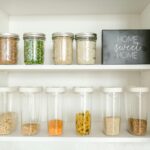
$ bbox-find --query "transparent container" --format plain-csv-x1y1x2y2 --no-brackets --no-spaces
0,33,19,64
127,87,149,136
0,87,18,135
74,87,93,136
46,87,65,136
19,87,42,136
23,33,45,65
52,32,74,65
103,87,123,136
75,33,97,65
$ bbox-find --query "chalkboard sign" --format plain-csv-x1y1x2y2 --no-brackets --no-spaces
102,30,150,64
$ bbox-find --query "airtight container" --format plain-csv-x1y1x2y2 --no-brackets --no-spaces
74,87,93,136
0,33,19,64
75,33,97,65
23,33,45,65
19,87,42,136
103,87,123,136
52,32,74,65
127,87,149,136
46,87,65,136
0,87,18,135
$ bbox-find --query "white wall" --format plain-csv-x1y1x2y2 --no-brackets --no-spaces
0,9,9,32
141,3,150,28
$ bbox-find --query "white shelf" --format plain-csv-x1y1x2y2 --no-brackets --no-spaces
0,0,149,15
0,65,150,71
0,123,150,142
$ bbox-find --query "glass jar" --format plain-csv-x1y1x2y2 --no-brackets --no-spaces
46,87,65,136
75,33,97,65
0,33,19,64
74,87,93,136
103,87,123,136
19,87,42,136
0,87,18,135
127,87,149,136
23,33,45,65
52,32,74,65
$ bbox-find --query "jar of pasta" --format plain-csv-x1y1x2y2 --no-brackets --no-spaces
46,87,65,136
127,87,149,136
74,87,93,136
102,87,123,136
19,87,42,136
0,33,19,64
23,33,45,65
0,87,18,135
75,33,97,65
52,32,74,65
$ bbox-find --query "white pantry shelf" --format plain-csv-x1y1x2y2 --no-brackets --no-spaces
0,65,150,71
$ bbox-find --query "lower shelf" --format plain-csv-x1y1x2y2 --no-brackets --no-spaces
0,123,150,142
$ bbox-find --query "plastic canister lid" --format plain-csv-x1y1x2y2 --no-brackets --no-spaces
74,87,93,93
0,87,18,93
0,33,19,40
128,87,149,93
23,32,46,40
46,87,65,93
19,87,42,93
103,87,123,93
75,32,97,40
52,32,74,39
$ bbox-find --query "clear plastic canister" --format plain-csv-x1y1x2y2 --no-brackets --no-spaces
74,87,93,136
0,33,19,64
127,87,149,136
46,87,65,136
19,87,42,136
0,87,18,135
103,87,123,136
52,32,74,65
23,33,45,65
75,33,97,65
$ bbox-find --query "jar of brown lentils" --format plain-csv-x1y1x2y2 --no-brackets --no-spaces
0,33,19,64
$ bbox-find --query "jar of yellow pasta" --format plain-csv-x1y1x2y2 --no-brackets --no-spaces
74,87,93,136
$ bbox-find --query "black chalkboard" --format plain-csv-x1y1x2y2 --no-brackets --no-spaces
102,30,150,64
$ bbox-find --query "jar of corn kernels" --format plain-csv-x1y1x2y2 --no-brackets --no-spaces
0,33,19,64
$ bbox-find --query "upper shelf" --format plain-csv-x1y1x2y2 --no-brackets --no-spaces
0,65,150,72
0,0,150,15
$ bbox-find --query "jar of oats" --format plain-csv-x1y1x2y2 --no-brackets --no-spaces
75,33,97,65
52,32,74,65
74,87,93,136
103,87,123,136
127,87,149,136
0,87,18,135
0,33,19,64
19,87,42,136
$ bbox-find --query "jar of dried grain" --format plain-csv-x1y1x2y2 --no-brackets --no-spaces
0,33,19,64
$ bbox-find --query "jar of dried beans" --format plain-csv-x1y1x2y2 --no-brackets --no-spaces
0,33,19,64
52,32,74,65
75,33,97,65
127,87,149,136
0,87,18,135
46,87,65,136
23,33,45,64
102,87,123,136
74,87,93,136
19,87,42,136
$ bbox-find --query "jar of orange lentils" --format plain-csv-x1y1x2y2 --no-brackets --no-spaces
46,87,65,136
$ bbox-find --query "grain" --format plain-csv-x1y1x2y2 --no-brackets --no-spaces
48,119,63,136
76,111,91,136
128,118,147,136
0,112,17,135
104,116,121,136
21,123,40,136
